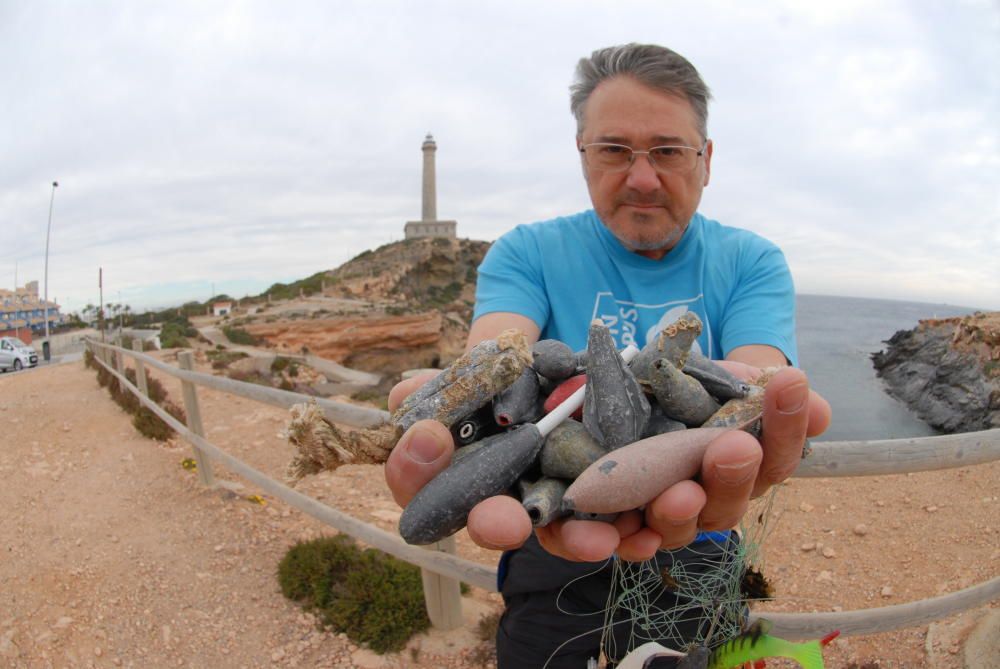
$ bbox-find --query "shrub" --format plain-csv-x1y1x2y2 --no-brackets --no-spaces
324,550,430,652
85,350,185,441
278,535,359,607
207,350,249,370
271,356,292,373
223,326,260,346
132,399,186,441
277,536,430,653
160,322,190,349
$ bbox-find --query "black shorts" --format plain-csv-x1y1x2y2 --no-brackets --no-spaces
496,534,740,669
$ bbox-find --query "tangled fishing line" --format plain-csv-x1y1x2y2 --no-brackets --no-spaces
545,489,781,668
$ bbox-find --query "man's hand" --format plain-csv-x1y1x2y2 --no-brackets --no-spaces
384,362,831,562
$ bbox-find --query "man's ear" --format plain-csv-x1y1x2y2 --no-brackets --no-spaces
702,139,714,187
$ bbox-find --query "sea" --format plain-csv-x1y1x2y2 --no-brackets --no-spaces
794,293,979,442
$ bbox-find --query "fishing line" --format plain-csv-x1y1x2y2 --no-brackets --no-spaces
544,488,784,668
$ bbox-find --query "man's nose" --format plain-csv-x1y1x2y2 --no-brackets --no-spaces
625,154,661,192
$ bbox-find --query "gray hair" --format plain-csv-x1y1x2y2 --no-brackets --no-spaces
570,43,712,140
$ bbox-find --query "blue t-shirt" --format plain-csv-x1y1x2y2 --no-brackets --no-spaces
474,209,798,366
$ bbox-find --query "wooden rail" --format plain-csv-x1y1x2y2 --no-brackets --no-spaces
86,338,489,633
85,338,1000,640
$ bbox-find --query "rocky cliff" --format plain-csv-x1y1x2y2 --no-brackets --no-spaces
871,312,1000,433
236,237,491,380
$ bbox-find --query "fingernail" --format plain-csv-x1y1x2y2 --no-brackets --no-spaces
776,382,808,414
715,458,757,485
404,426,445,464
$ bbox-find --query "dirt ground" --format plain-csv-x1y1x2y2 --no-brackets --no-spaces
1,356,997,668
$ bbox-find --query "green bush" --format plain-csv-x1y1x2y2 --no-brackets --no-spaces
278,535,359,608
222,326,260,346
207,350,249,370
325,550,430,652
160,321,190,349
132,400,186,441
85,350,185,441
271,356,292,373
277,536,430,653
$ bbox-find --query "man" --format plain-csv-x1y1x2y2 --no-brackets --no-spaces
386,44,830,667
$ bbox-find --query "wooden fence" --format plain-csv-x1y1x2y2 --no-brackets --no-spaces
85,338,1000,640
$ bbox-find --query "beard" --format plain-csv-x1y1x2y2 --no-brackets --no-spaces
605,207,689,253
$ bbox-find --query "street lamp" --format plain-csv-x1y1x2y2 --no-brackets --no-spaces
43,180,58,361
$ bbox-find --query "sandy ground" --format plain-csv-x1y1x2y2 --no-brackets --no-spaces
1,356,997,668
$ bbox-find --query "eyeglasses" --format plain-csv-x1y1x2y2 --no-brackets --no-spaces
579,142,707,174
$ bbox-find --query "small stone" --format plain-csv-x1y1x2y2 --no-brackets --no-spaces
94,647,103,657
875,500,885,507
271,649,285,662
853,524,868,536
822,547,836,559
214,544,224,552
925,505,938,513
799,502,814,513
816,570,833,582
881,586,893,598
800,542,816,552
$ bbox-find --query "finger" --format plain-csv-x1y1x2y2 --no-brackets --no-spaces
615,527,664,562
387,371,441,412
645,480,706,550
383,420,454,507
806,388,832,438
536,518,621,562
699,429,762,531
466,496,533,551
612,509,644,539
752,367,810,498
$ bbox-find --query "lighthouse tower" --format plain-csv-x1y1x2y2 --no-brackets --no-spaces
404,133,457,239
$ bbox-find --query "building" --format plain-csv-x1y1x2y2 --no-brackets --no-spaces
0,281,63,339
404,133,457,239
212,301,233,316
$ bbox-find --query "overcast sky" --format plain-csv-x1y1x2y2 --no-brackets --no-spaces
2,0,998,315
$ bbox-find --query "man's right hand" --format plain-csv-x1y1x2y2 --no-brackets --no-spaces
383,371,535,550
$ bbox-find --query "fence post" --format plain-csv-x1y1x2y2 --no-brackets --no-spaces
420,535,463,630
114,339,125,380
178,351,215,487
132,339,149,398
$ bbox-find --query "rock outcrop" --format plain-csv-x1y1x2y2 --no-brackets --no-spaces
871,312,1000,433
244,311,469,378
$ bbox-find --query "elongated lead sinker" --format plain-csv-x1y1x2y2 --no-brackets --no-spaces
399,343,640,544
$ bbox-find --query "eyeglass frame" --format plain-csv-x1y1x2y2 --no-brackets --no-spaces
578,140,709,174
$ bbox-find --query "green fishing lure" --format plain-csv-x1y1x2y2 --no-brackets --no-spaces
706,619,838,669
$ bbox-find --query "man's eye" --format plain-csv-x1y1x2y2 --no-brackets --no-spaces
600,145,629,155
652,147,682,158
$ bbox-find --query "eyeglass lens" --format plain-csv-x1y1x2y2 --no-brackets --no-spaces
584,144,698,173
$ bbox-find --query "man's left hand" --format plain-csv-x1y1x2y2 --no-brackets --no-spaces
535,365,831,562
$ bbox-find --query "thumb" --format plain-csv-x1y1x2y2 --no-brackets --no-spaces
384,420,455,507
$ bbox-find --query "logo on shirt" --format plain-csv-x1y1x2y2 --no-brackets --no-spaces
590,292,711,357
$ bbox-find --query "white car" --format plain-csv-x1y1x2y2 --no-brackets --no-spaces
0,337,38,372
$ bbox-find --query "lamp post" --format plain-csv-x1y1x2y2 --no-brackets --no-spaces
43,181,58,361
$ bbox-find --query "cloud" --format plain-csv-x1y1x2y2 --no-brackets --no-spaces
1,0,998,313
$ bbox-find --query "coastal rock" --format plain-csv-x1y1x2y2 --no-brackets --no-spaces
871,312,1000,433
